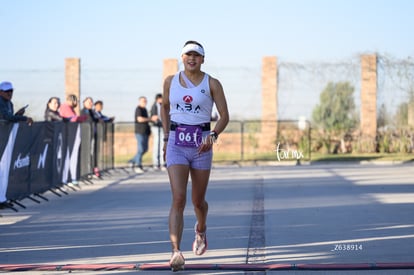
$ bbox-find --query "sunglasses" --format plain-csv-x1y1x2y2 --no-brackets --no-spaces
2,89,13,93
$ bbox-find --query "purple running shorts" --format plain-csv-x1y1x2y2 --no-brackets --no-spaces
166,131,213,170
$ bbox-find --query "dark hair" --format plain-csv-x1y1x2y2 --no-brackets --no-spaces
183,40,204,49
94,100,103,106
155,93,162,100
45,97,60,111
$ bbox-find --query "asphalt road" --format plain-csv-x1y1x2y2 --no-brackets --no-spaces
1,163,414,274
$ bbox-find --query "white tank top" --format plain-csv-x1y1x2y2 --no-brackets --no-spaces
169,71,213,125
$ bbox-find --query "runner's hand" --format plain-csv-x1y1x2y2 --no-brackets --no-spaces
198,136,214,153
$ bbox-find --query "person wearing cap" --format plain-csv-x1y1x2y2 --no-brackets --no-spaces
161,40,229,271
0,81,33,124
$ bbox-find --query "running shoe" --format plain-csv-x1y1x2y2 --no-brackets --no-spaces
169,250,185,272
134,167,144,174
192,222,208,255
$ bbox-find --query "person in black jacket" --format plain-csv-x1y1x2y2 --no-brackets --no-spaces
44,97,65,121
0,81,33,125
81,97,99,123
93,100,114,122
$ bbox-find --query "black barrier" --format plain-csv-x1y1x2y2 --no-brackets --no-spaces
96,122,114,172
6,123,32,201
29,122,54,196
0,121,114,207
0,122,19,204
0,122,13,156
96,123,103,171
80,122,93,177
61,122,82,184
51,121,65,188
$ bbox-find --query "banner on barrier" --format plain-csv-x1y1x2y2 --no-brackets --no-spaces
1,122,82,202
0,121,113,204
0,123,19,202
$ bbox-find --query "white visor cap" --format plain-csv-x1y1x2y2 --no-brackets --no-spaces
181,43,205,56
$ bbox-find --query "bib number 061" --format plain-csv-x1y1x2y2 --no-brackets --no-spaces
174,125,202,147
178,132,198,143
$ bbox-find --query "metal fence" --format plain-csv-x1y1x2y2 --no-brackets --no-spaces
2,54,413,159
113,120,312,165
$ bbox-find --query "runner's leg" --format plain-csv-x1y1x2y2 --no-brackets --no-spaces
190,168,210,232
168,164,190,251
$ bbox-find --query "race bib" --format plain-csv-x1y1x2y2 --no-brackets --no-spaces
174,125,203,147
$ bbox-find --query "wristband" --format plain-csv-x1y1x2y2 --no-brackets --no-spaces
209,130,218,140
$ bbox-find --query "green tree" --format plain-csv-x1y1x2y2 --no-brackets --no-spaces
312,81,357,153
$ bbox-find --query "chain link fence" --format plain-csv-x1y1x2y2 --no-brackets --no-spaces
2,53,414,155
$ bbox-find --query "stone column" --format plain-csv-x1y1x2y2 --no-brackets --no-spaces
65,58,81,115
360,54,377,152
408,102,414,126
261,56,278,151
163,59,178,82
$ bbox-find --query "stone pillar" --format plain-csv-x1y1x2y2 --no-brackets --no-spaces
360,54,377,152
163,59,178,82
65,58,81,115
261,56,278,151
408,102,414,126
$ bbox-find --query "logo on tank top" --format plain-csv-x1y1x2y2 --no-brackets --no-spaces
176,95,201,113
183,95,193,103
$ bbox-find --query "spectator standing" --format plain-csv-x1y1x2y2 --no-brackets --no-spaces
150,93,165,170
129,96,151,174
44,97,65,121
81,97,99,123
0,81,33,124
59,94,87,122
81,96,101,178
94,100,114,122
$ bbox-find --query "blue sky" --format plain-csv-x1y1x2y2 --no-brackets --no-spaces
1,0,413,121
